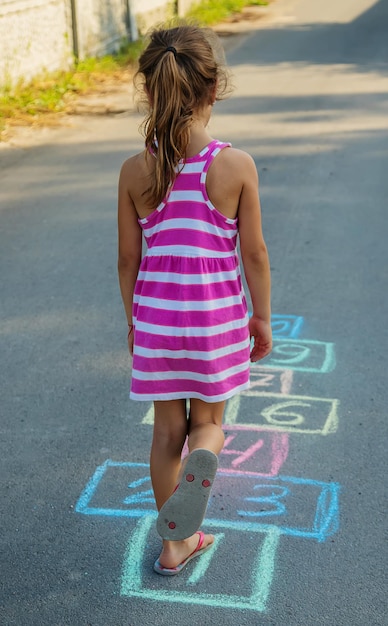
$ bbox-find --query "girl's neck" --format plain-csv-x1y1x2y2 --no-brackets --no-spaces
185,106,213,158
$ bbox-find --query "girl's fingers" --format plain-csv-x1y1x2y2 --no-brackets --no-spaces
250,335,272,362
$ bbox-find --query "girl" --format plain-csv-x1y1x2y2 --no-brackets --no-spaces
118,24,272,576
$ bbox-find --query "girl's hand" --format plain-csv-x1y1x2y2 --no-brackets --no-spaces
127,325,134,356
249,316,272,362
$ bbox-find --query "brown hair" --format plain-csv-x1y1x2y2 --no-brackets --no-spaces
135,23,232,207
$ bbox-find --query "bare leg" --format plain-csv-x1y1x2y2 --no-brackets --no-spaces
188,398,226,454
152,398,217,569
150,399,188,511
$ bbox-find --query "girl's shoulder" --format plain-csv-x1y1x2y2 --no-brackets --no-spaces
217,145,257,170
206,147,259,219
120,150,150,180
119,150,157,217
208,146,259,188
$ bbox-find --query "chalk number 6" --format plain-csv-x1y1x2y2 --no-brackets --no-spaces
261,401,311,426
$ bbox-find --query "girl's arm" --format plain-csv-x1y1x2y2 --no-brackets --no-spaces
237,153,272,362
117,159,142,353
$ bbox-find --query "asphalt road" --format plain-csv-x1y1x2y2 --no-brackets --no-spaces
1,0,387,624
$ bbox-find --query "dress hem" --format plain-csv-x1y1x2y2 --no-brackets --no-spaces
129,381,250,403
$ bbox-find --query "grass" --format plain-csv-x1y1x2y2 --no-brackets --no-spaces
187,0,268,26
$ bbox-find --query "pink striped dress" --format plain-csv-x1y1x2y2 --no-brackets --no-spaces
130,139,251,402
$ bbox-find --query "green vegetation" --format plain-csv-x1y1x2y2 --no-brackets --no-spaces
187,0,268,26
0,39,144,135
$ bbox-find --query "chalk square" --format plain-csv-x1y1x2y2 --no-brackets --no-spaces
75,461,155,518
244,367,294,395
209,471,340,542
224,392,339,435
120,515,280,612
259,338,336,373
271,314,304,338
220,428,289,476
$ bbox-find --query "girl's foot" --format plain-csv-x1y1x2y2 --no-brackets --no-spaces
156,449,218,540
157,532,214,570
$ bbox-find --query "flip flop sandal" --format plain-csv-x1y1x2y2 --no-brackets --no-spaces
153,531,213,576
156,448,218,541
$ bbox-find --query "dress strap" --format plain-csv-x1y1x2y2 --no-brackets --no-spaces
199,141,235,223
202,140,232,175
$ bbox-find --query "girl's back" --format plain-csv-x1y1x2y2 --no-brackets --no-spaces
122,139,255,223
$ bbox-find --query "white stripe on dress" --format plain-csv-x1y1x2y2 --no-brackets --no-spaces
133,337,250,361
178,161,207,174
167,190,204,203
133,293,243,311
135,269,240,284
146,245,236,258
132,316,248,336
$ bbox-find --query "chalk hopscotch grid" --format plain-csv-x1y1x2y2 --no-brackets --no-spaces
74,312,341,613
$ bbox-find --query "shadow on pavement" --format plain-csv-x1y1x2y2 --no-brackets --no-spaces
227,0,388,73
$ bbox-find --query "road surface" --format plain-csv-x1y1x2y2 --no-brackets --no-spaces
0,0,387,624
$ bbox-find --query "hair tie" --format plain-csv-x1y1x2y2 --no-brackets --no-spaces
164,46,177,59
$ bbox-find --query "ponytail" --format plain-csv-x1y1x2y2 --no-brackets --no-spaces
135,24,231,207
